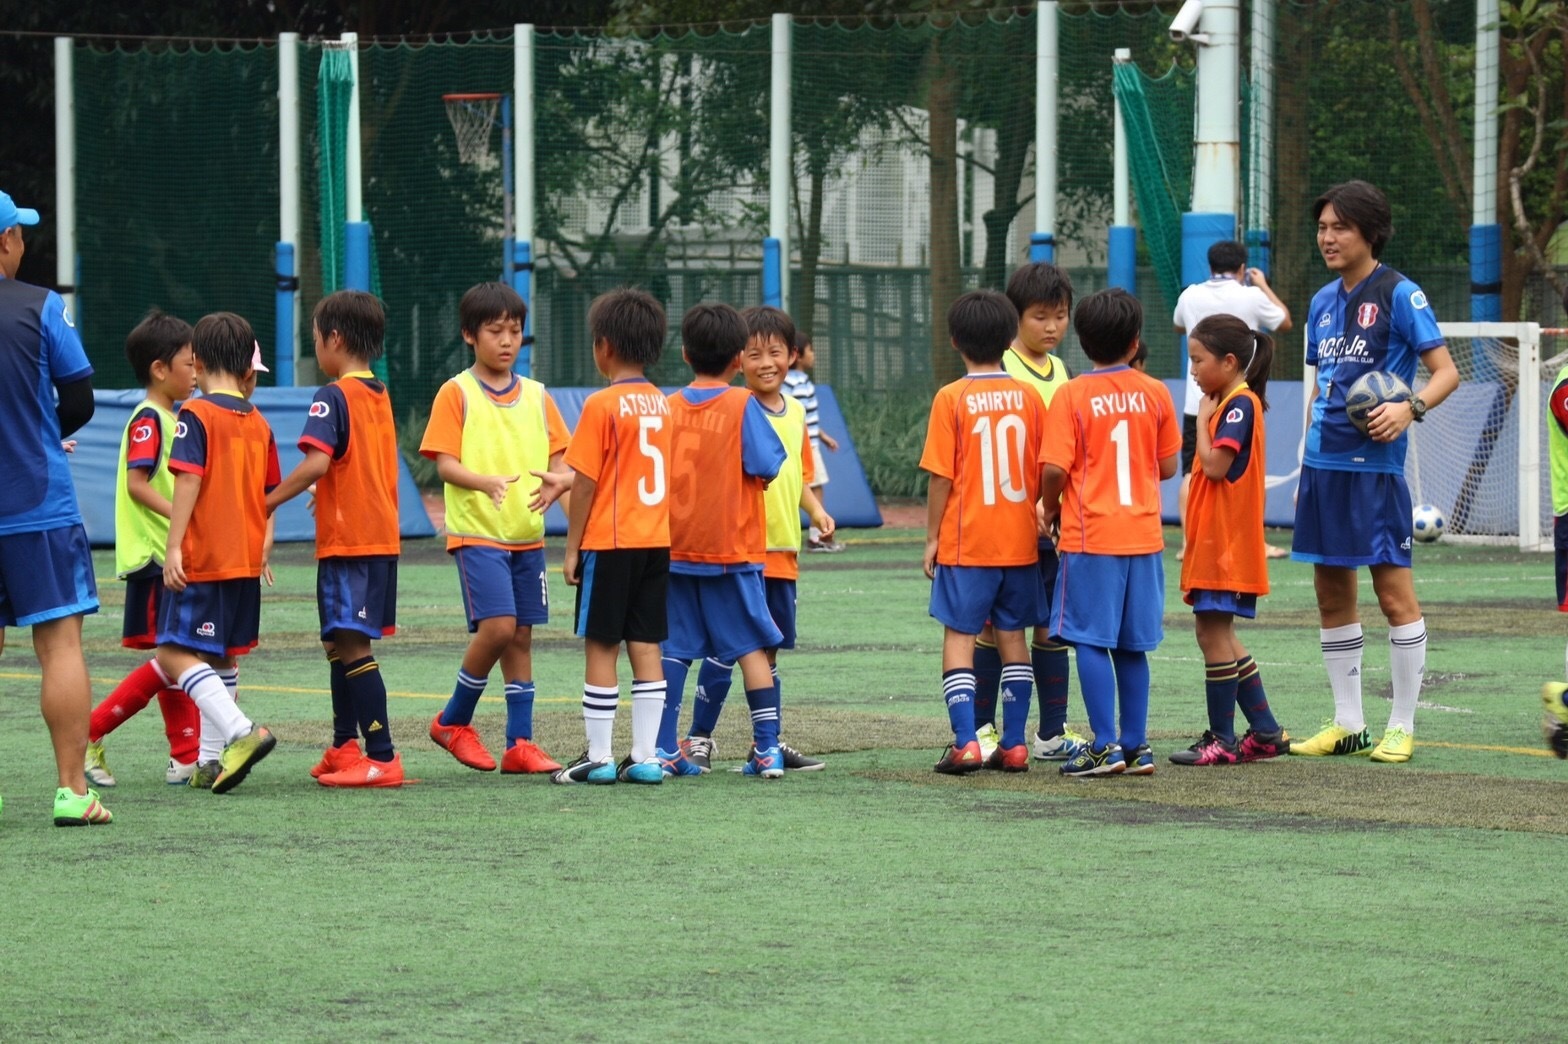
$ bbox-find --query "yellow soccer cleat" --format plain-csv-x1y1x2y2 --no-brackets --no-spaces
1541,683,1568,759
1288,721,1372,757
1368,725,1414,764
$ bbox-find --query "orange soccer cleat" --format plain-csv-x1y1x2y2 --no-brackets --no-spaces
501,738,562,775
309,739,363,779
319,752,405,788
428,714,497,771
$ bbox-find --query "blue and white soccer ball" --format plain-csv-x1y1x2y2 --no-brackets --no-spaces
1344,370,1413,436
1412,504,1446,543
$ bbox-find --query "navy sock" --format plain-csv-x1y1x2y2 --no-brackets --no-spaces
745,683,781,750
999,661,1033,748
441,667,486,726
1204,661,1239,744
1032,641,1071,739
1074,646,1117,749
659,656,691,752
344,656,394,761
771,663,782,734
942,668,978,747
972,640,1001,728
327,652,355,746
504,679,535,745
1112,649,1150,751
1235,655,1281,733
689,657,733,736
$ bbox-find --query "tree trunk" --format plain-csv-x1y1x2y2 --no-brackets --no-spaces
797,163,825,341
927,43,963,387
1270,0,1316,369
982,93,1031,292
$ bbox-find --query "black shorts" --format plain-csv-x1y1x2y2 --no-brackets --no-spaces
574,547,670,645
1181,413,1199,476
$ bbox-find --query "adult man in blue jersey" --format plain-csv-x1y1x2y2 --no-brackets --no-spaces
0,190,113,825
1290,180,1460,766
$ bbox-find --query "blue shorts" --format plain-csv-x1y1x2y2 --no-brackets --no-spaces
122,563,165,649
454,545,548,631
930,563,1044,635
664,570,782,662
1050,551,1164,652
1292,465,1412,568
1037,540,1061,626
0,525,98,628
1186,589,1258,619
765,577,797,650
318,556,398,640
156,577,262,658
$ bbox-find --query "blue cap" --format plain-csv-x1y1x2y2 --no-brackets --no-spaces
0,192,40,230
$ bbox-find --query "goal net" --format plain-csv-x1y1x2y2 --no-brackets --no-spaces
1405,322,1546,550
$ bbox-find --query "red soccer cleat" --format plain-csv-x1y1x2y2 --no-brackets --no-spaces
429,714,497,771
983,743,1030,773
309,739,363,779
319,752,405,788
501,738,562,775
934,740,985,775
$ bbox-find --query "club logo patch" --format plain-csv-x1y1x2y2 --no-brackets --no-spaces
197,621,216,637
131,422,154,444
1318,312,1333,328
1356,303,1380,329
1410,290,1429,310
174,421,188,438
1225,406,1244,425
308,401,331,418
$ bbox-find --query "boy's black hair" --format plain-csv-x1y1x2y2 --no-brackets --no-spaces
740,305,797,356
125,308,193,387
460,281,527,338
792,328,812,353
192,312,256,378
1207,240,1249,275
588,287,665,366
1005,261,1075,316
1072,288,1143,365
1190,313,1274,411
1129,336,1150,370
681,303,749,377
947,290,1017,365
1313,180,1393,259
314,290,386,363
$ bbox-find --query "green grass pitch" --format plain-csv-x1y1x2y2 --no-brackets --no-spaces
0,528,1562,1040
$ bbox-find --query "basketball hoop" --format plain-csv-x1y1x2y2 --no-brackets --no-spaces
443,93,501,165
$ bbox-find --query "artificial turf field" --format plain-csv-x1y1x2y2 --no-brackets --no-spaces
1,527,1564,1040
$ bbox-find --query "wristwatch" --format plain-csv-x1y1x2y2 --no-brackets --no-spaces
1409,395,1428,423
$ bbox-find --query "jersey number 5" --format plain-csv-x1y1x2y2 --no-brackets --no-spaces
637,415,666,506
972,414,1027,505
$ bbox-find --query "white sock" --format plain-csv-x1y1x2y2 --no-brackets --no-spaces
630,679,665,763
1387,618,1426,733
217,666,239,700
179,664,253,747
1320,624,1365,732
583,684,618,762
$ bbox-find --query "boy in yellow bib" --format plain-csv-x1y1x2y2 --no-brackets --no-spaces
419,282,570,775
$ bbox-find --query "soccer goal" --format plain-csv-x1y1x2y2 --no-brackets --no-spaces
1404,322,1547,551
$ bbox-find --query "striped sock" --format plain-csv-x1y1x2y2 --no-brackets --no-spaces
583,684,618,762
345,656,394,761
972,639,1001,729
1032,640,1071,739
658,658,690,752
504,680,535,745
1321,624,1365,732
179,664,252,748
943,668,978,747
746,683,781,750
1234,655,1280,733
441,668,487,727
690,657,734,736
1388,619,1427,733
327,651,355,746
1204,660,1239,744
630,679,665,763
999,662,1033,749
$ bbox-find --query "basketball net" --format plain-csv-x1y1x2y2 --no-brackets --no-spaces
443,94,500,166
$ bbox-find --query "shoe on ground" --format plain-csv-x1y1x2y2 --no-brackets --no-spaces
1289,721,1372,757
165,758,198,785
309,739,362,779
84,740,116,788
983,743,1030,773
1237,728,1290,762
780,743,825,771
211,725,277,794
320,752,405,788
743,745,785,778
1031,727,1087,762
1169,732,1239,766
428,714,497,771
1542,682,1568,758
53,786,112,826
1060,743,1126,778
681,736,714,772
1368,725,1414,764
1124,744,1156,775
551,752,616,785
806,539,844,553
975,723,1000,760
189,760,221,790
934,740,984,775
617,756,665,784
501,738,562,774
657,746,707,777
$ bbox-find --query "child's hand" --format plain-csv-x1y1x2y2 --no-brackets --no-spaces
1038,501,1059,539
60,440,77,454
812,510,836,542
528,470,571,513
821,432,839,452
164,548,188,593
482,474,519,509
923,536,939,580
305,483,317,517
563,548,582,587
262,562,275,587
0,626,6,657
1196,393,1217,428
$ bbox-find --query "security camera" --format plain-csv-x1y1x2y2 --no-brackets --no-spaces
1169,0,1208,44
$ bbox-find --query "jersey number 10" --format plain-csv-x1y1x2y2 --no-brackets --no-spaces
972,414,1028,506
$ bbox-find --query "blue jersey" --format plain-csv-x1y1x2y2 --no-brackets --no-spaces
0,277,93,535
1304,265,1443,474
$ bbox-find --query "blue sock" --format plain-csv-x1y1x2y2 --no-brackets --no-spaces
972,640,1001,728
1074,646,1117,749
999,662,1033,748
690,657,734,737
327,652,355,746
771,664,782,734
1032,641,1071,739
1112,649,1151,751
658,656,691,752
440,667,486,726
746,683,781,750
344,656,394,761
942,668,978,747
1204,661,1239,744
1235,655,1281,733
504,679,535,745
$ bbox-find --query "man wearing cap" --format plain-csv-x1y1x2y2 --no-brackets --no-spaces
0,190,113,826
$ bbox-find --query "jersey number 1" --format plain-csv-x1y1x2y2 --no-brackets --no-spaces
972,414,1027,505
1108,418,1132,506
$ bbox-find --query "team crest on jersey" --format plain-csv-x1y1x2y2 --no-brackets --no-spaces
131,421,154,444
196,622,216,637
1317,312,1333,328
1411,290,1429,310
308,401,331,418
1225,406,1244,425
174,421,188,438
1356,303,1380,329
61,303,75,328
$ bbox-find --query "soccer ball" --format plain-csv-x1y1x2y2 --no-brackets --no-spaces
1412,504,1445,543
1344,370,1412,436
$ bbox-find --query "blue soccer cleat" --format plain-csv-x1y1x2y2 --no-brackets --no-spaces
742,745,785,779
657,747,707,777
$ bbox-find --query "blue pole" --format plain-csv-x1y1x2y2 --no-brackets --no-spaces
344,221,371,291
1181,212,1235,288
1107,226,1136,292
1469,222,1502,322
1244,228,1272,276
762,237,782,307
1029,232,1055,264
274,241,296,386
512,238,532,377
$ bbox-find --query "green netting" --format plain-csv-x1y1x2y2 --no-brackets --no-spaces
317,46,352,294
1113,60,1193,312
